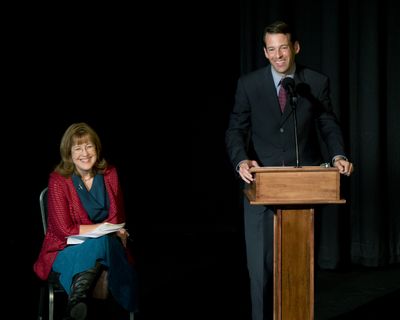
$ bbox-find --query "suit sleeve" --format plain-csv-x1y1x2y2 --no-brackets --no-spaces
225,78,252,169
315,77,347,158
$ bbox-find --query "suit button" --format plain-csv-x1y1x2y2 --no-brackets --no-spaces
280,128,284,133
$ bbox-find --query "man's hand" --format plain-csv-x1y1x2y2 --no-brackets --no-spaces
333,158,354,176
238,160,260,183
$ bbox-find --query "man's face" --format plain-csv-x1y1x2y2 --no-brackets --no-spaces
263,33,300,75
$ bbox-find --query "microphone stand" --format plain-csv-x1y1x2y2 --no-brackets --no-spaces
289,94,300,168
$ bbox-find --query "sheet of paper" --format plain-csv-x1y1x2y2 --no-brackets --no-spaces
66,222,125,245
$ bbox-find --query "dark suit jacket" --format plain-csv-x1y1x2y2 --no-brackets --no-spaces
226,65,346,168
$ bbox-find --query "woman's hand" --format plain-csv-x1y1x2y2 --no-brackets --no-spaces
116,228,130,248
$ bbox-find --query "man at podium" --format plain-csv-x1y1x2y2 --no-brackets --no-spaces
225,20,353,320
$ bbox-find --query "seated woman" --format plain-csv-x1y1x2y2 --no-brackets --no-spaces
34,122,138,320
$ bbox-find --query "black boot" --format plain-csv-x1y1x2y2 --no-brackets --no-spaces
63,263,102,320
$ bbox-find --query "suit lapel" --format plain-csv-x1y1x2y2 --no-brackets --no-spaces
259,67,284,121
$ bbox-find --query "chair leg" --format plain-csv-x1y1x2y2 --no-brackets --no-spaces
38,285,45,320
49,283,54,320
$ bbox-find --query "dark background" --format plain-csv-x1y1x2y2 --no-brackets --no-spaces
4,0,400,319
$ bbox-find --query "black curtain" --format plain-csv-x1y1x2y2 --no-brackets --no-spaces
237,0,400,267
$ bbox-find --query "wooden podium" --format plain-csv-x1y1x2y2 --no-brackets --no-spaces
244,166,345,320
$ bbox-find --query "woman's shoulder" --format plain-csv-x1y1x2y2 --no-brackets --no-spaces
104,164,117,175
103,165,121,191
103,165,119,181
47,171,73,197
49,171,69,183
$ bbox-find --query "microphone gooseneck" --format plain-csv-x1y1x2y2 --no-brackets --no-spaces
282,77,300,167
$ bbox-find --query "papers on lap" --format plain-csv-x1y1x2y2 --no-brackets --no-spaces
67,222,125,245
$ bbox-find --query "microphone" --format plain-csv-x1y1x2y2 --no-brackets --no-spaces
282,77,300,167
281,77,297,99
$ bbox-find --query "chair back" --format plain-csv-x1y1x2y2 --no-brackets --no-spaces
39,187,48,235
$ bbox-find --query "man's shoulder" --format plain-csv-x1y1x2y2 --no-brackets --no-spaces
297,65,329,82
239,66,270,82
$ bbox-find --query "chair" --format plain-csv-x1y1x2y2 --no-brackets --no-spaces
37,187,135,320
38,187,67,320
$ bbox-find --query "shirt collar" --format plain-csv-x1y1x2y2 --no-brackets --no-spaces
271,64,296,88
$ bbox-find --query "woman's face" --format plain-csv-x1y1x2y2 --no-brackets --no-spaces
71,137,97,175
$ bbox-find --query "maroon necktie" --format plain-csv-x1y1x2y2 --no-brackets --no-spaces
278,81,287,112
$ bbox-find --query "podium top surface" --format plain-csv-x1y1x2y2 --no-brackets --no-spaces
245,166,346,205
249,166,338,173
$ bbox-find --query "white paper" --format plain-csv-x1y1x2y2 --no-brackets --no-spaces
66,222,125,245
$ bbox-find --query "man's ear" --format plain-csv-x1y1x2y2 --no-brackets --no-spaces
263,47,269,60
294,41,300,54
